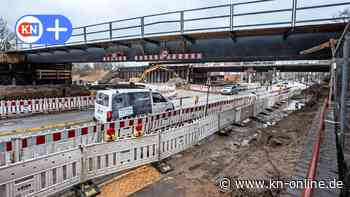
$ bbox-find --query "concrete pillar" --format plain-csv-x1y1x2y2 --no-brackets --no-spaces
11,65,16,84
156,71,160,83
147,72,150,82
161,71,165,82
12,77,16,85
157,71,161,83
186,66,190,83
164,71,167,82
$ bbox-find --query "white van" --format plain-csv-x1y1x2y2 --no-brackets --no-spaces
94,89,174,123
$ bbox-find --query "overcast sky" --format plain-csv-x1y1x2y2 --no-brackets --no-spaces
2,0,349,29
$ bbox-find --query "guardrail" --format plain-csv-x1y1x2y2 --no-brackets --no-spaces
0,96,95,118
0,90,293,197
301,99,329,197
0,95,253,164
13,0,350,50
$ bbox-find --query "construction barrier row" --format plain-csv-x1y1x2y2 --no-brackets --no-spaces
188,83,261,93
0,96,95,118
0,91,290,166
0,90,294,197
0,95,253,165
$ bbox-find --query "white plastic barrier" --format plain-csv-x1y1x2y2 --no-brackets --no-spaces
0,148,82,197
83,134,159,180
0,89,297,197
0,96,252,165
0,96,95,118
0,90,294,166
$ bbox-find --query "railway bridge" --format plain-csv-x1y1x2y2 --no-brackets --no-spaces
1,0,348,85
0,1,349,196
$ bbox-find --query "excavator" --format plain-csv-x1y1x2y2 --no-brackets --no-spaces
129,64,180,83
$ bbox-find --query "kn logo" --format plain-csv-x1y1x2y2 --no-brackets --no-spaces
16,15,72,45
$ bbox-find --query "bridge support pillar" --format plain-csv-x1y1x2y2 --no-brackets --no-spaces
158,71,161,83
248,73,252,83
151,71,154,83
161,71,165,82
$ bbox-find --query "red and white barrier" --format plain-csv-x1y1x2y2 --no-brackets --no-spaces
0,96,95,118
0,89,293,166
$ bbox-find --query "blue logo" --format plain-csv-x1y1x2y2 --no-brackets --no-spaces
16,15,72,44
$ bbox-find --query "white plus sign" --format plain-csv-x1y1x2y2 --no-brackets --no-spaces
46,19,68,40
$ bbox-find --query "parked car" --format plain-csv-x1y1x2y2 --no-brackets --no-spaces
94,89,174,123
221,85,240,95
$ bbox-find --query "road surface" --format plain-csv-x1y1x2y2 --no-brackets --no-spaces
0,88,267,133
0,90,252,132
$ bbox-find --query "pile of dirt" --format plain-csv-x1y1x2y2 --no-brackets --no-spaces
221,109,316,197
0,85,91,100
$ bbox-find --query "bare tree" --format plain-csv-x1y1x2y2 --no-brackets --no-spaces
334,8,350,22
0,17,15,51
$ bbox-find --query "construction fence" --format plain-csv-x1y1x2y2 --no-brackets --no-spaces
0,90,293,197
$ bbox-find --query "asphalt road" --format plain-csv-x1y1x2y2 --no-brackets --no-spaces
0,88,264,132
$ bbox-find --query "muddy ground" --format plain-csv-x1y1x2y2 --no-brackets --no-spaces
132,101,319,197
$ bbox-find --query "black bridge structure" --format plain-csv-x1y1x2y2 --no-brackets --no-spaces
6,0,350,64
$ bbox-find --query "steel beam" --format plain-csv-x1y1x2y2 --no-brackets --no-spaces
142,38,160,46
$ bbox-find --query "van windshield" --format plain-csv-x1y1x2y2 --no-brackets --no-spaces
96,93,109,107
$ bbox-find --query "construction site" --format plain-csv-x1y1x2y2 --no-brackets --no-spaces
0,0,349,197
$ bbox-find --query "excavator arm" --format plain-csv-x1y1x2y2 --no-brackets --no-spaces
129,65,178,83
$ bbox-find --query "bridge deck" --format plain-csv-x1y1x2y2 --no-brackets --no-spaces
10,23,344,64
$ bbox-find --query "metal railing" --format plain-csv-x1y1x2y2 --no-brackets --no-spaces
301,99,328,197
13,0,350,51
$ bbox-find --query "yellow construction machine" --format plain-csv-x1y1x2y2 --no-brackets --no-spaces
129,64,179,83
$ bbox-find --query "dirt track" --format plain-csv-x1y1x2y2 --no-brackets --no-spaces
132,102,318,197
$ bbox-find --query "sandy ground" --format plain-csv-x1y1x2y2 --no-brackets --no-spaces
98,166,161,197
131,103,318,197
